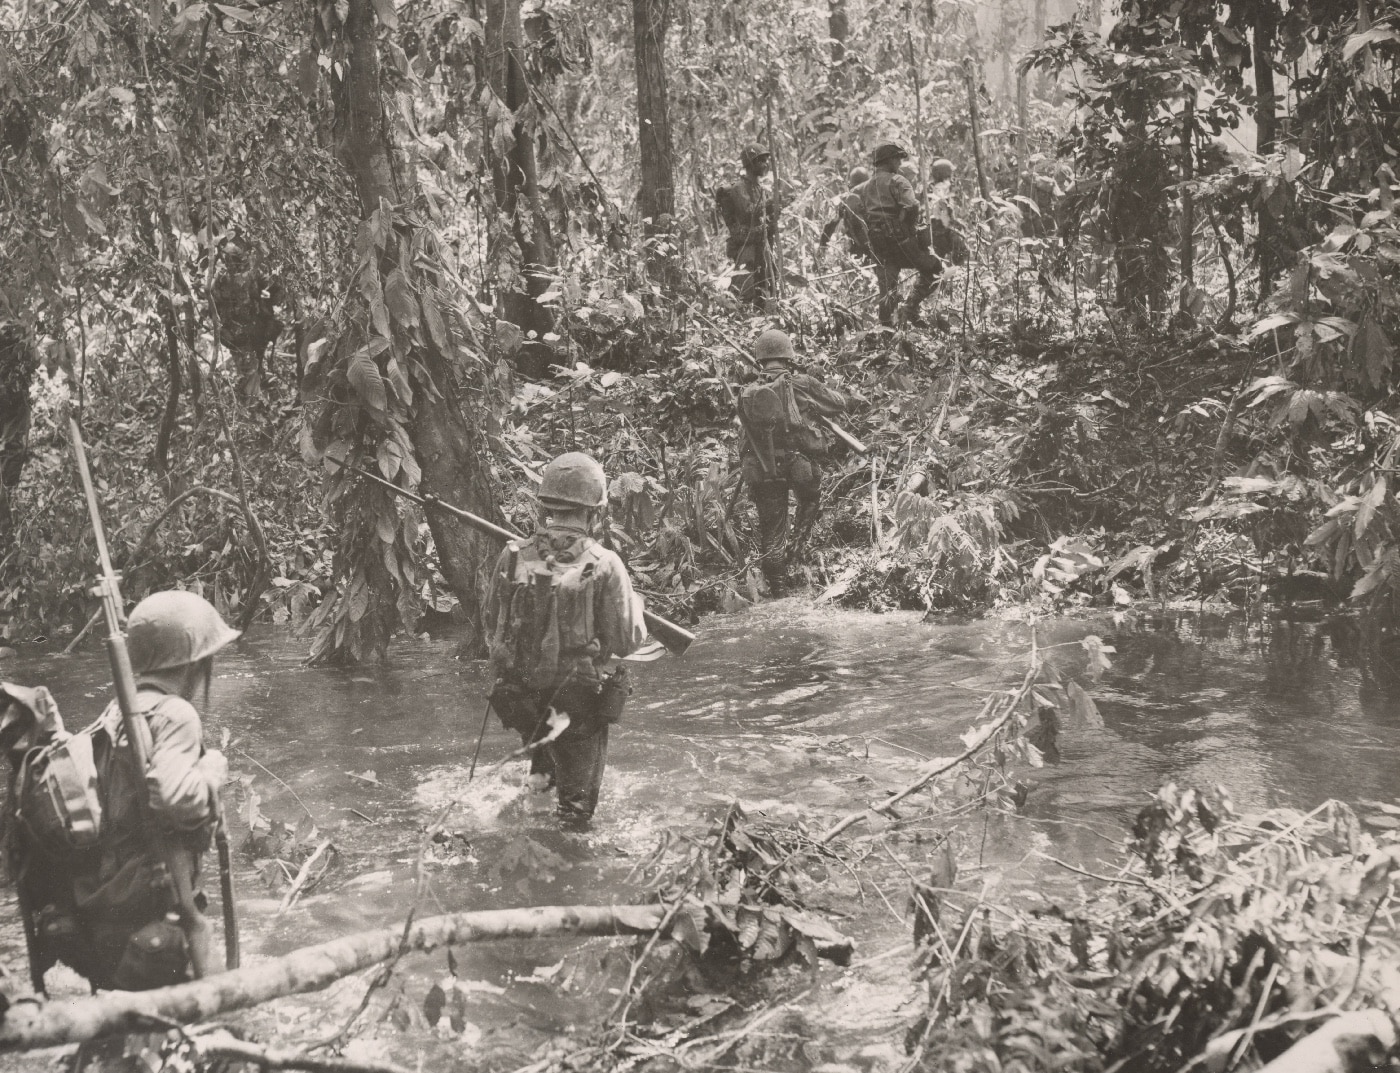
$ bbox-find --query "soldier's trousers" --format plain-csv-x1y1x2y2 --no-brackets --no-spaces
493,678,617,825
728,240,775,308
529,726,609,825
743,453,822,587
869,231,944,325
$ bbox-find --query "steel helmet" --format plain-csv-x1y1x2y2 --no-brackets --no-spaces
872,142,908,166
740,143,771,169
538,451,607,509
930,158,955,182
754,329,796,366
126,590,241,673
847,166,871,187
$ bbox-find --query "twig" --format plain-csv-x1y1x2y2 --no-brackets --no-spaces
132,485,244,565
677,988,814,1062
818,653,1040,844
277,839,335,915
1040,854,1151,889
234,746,317,825
61,609,103,655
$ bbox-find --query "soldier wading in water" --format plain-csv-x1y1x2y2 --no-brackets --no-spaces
9,590,234,992
737,329,856,595
485,452,648,826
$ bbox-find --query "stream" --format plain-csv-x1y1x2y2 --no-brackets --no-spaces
4,601,1400,1069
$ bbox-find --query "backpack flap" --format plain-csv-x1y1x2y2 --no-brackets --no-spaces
18,730,104,854
554,552,600,657
0,682,65,766
739,384,784,479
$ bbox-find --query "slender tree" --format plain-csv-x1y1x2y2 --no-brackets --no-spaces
633,0,675,226
482,0,558,343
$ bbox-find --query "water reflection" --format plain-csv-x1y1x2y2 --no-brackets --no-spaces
6,604,1400,1055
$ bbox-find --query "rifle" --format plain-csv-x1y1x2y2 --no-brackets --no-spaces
326,458,696,657
68,418,229,977
681,303,871,454
214,796,239,968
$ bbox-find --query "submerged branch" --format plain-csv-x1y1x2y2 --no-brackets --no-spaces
0,904,664,1051
818,653,1041,844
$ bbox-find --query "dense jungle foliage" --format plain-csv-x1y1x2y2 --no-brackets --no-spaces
4,0,1400,1061
0,0,1397,661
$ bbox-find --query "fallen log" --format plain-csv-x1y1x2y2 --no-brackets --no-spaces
0,904,664,1052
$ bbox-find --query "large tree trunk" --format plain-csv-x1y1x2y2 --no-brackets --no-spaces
336,0,503,656
406,347,502,653
633,0,674,225
483,0,557,346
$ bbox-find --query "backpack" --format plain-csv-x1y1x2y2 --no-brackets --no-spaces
12,707,121,860
489,535,604,691
738,376,826,478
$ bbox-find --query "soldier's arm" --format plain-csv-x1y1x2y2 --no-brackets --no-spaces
145,697,219,830
595,553,648,660
819,216,840,248
791,373,856,416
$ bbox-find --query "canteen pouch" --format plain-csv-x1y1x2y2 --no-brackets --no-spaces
597,666,631,725
112,918,189,991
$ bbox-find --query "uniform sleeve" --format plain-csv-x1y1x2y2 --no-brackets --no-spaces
145,697,217,830
791,373,854,416
595,551,648,661
891,174,919,212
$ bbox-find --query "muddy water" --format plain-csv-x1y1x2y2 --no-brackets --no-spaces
4,604,1400,1068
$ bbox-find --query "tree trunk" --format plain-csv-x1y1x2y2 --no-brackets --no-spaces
335,0,504,656
1254,2,1279,299
0,325,36,546
0,905,667,1051
482,0,557,343
633,0,674,226
406,347,502,654
1179,89,1196,313
828,0,849,83
962,58,991,200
